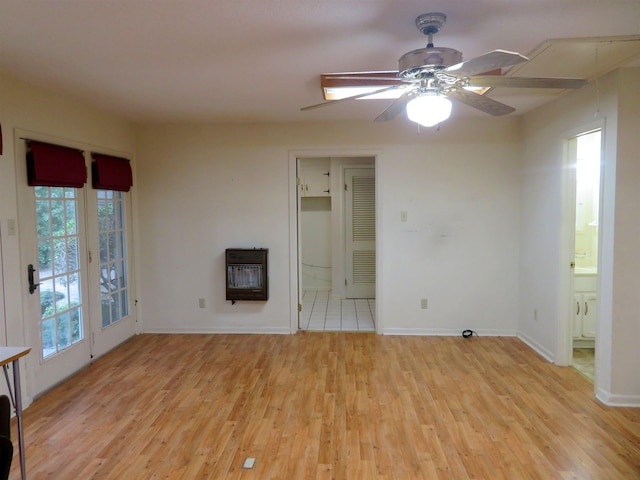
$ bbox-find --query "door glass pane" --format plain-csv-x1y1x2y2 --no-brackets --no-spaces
98,190,129,328
36,187,84,359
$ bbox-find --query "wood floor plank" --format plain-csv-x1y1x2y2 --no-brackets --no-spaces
9,333,640,479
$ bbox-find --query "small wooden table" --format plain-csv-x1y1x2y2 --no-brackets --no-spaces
0,347,31,480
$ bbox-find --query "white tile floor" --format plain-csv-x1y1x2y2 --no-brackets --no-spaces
300,290,376,332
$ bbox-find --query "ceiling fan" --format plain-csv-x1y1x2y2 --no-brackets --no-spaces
301,12,588,127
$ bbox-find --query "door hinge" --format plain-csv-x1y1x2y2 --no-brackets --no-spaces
298,303,302,312
345,278,347,286
88,250,92,263
296,177,301,186
344,183,348,191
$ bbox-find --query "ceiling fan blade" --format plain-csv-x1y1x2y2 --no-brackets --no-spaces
447,89,515,116
374,91,414,122
468,76,588,89
301,85,403,111
446,50,528,78
322,71,401,82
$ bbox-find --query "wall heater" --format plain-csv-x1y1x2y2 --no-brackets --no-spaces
225,248,269,302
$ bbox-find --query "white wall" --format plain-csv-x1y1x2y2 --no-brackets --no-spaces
518,76,616,360
4,64,637,405
300,196,332,290
608,68,640,404
136,118,522,335
299,158,332,291
519,67,640,405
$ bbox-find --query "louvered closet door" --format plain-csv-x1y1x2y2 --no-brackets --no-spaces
345,167,375,298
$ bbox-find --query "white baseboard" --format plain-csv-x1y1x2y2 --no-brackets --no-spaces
382,328,517,337
516,332,555,362
596,388,640,407
143,326,293,335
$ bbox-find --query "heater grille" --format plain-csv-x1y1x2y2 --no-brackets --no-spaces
225,248,269,301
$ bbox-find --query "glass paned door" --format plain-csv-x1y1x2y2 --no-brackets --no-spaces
16,134,136,397
97,190,129,328
35,186,84,359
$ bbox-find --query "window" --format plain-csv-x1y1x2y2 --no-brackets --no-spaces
36,186,83,358
97,190,129,328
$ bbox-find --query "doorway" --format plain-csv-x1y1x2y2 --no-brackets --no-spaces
14,133,137,396
570,129,601,381
296,156,376,331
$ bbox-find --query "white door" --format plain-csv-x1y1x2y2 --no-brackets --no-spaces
87,189,136,358
17,180,92,394
344,167,375,298
15,135,136,395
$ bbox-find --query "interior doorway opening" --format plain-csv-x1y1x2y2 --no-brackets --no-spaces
570,129,601,382
296,156,376,332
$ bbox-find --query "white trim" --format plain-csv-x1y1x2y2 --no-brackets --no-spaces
517,332,555,362
595,388,640,408
558,120,606,384
144,327,292,335
288,148,384,335
383,328,518,337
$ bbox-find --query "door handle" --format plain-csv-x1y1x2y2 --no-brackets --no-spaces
576,301,580,315
28,264,41,294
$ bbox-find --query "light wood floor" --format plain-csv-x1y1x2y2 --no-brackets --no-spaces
10,333,640,479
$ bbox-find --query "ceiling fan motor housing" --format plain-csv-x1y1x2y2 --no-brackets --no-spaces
398,47,463,79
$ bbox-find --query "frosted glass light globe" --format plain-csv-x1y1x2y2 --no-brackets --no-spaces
406,94,452,127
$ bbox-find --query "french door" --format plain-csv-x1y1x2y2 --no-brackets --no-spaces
15,134,136,396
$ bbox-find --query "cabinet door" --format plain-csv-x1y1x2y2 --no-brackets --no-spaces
303,167,330,197
573,293,583,339
582,293,597,338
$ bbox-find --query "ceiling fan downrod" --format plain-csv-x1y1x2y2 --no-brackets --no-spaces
398,13,462,79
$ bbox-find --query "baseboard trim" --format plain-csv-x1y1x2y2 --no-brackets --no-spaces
143,326,293,335
516,332,555,362
382,328,517,337
595,388,640,408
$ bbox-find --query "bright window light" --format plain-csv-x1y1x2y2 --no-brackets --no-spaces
323,86,408,100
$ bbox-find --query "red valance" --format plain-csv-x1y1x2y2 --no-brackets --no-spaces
91,153,133,192
26,140,87,187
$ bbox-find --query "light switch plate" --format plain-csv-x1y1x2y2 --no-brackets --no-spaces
7,219,17,236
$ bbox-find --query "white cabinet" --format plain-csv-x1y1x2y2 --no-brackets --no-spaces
299,166,330,197
573,292,597,339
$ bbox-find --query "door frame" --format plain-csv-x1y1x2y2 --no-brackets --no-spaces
288,149,382,333
558,120,604,371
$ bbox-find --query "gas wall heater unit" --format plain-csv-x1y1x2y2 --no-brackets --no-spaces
226,248,269,301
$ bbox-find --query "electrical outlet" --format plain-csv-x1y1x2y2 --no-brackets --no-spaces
421,298,428,309
198,298,206,308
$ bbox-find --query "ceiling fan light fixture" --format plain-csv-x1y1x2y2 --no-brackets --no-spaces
406,92,452,127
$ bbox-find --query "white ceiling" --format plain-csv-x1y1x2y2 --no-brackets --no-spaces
1,0,639,124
